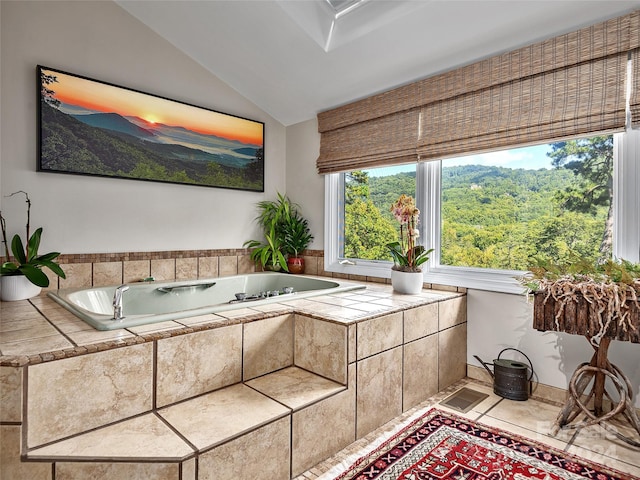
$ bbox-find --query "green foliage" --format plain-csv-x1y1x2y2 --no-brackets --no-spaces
244,193,313,270
523,255,640,291
1,192,66,287
344,155,611,271
282,215,313,257
548,136,613,259
387,242,434,270
344,173,398,260
243,224,288,272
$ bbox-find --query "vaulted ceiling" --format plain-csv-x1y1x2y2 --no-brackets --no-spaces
117,0,640,126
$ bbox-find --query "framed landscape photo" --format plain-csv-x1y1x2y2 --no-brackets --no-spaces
37,66,265,191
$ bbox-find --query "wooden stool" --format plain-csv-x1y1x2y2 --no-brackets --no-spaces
551,336,640,447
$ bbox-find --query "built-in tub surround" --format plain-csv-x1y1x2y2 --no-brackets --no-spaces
1,279,467,480
49,273,365,330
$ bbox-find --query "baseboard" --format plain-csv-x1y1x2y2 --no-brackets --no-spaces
466,364,640,414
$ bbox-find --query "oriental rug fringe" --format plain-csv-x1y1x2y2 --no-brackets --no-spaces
332,408,636,480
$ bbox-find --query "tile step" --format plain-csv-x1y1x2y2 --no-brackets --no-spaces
26,367,345,462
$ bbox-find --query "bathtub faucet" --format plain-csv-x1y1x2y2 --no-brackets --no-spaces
113,285,130,320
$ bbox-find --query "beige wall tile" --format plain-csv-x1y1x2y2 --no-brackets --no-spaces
0,366,22,422
198,256,219,278
243,315,293,380
151,258,175,281
357,312,403,359
93,262,122,286
295,315,347,383
237,254,255,274
43,267,60,291
181,458,196,480
123,260,150,283
27,343,153,447
467,363,495,385
404,303,438,343
219,256,238,276
0,426,52,480
348,324,357,364
59,263,92,289
291,364,356,477
175,257,197,280
302,255,319,275
439,296,467,330
55,462,179,480
403,334,438,411
356,347,403,438
198,416,290,480
156,325,242,407
318,257,329,277
438,323,468,390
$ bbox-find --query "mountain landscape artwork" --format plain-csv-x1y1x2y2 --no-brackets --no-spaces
37,66,264,191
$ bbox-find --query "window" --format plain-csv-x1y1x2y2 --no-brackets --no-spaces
325,131,639,293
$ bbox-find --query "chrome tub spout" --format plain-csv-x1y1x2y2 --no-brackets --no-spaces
113,285,130,320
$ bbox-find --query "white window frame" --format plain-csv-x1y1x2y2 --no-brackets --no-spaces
325,131,639,294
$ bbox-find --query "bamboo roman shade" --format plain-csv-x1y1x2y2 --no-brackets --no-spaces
317,10,640,174
317,108,420,172
632,48,640,127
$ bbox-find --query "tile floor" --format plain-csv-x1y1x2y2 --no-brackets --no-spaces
295,378,640,479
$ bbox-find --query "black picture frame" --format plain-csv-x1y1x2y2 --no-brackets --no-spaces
37,66,265,192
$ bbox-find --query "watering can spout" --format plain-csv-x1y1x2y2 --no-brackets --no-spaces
473,355,495,379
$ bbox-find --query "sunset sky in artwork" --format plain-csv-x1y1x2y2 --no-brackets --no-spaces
44,69,264,146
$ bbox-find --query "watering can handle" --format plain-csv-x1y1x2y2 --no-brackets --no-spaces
497,348,534,382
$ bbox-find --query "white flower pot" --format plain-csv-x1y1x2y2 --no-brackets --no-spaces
0,275,42,301
390,269,424,294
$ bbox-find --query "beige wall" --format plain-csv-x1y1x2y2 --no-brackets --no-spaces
0,0,286,254
285,118,324,250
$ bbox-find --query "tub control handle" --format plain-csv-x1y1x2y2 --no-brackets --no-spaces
157,282,216,293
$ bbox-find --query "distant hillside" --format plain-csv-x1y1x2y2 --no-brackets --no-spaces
71,112,156,139
359,164,605,269
367,165,575,223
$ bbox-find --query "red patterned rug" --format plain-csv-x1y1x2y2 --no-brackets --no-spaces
333,408,637,480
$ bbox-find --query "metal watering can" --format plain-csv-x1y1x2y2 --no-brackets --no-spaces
473,348,533,401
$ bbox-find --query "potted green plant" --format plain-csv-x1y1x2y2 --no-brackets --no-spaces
1,191,66,301
519,256,640,343
245,192,313,273
243,224,288,272
283,214,313,274
386,194,433,294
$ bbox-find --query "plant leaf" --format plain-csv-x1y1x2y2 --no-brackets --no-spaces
27,227,43,262
1,262,20,274
11,234,27,264
36,259,66,278
18,264,49,287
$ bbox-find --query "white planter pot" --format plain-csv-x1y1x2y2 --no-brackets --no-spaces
0,275,42,302
390,269,424,294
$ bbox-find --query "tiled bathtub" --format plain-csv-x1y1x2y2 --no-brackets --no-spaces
0,278,467,480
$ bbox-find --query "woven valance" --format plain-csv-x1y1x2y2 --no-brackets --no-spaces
632,48,640,128
316,108,420,174
317,10,639,174
417,53,628,161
